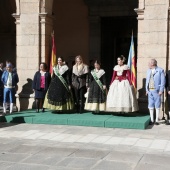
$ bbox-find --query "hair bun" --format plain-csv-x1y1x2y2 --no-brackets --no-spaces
119,55,126,63
94,60,101,66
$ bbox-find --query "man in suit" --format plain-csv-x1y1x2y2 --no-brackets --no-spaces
146,59,166,125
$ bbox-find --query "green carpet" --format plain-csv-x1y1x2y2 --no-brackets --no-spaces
68,113,113,127
0,110,150,129
105,115,150,129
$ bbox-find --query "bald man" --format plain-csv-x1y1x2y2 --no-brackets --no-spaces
146,59,166,125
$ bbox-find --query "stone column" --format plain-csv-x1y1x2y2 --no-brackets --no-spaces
12,0,54,111
39,0,54,63
135,0,169,118
39,13,53,64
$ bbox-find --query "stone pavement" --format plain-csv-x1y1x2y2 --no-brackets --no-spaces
0,123,170,170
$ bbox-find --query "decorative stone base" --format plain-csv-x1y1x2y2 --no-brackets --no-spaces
15,93,35,111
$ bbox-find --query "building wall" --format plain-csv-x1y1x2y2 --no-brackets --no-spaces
53,0,89,65
137,0,169,114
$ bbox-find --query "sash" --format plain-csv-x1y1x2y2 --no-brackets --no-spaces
53,67,70,93
91,70,105,94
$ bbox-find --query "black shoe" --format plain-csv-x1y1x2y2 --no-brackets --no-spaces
165,120,170,125
41,108,45,112
57,110,62,113
149,121,154,125
76,106,80,113
155,122,159,125
76,108,79,113
79,108,84,114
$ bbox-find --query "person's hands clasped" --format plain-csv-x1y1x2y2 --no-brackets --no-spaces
159,91,163,95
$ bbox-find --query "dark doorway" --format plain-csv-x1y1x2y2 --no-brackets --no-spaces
0,0,16,66
101,16,137,87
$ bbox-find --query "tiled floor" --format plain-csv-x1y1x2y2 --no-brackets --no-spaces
0,122,170,170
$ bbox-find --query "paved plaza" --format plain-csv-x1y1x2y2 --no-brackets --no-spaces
0,121,170,170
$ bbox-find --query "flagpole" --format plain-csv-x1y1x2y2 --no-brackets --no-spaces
49,31,57,75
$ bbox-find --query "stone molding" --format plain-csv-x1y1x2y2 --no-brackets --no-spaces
39,13,54,26
12,13,20,24
134,8,144,20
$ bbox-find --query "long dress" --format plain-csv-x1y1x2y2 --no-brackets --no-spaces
106,64,138,112
85,69,107,112
43,65,74,111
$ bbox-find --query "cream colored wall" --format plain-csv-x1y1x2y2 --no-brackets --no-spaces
53,0,89,65
136,0,169,114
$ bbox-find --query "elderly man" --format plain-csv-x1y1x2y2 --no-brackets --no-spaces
146,59,166,125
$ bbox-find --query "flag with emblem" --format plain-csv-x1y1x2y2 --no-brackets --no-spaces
127,32,137,91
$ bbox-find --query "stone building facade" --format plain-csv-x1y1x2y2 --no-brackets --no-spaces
0,0,169,117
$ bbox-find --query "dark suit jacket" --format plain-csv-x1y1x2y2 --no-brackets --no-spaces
1,70,19,87
0,70,3,88
32,71,51,91
166,70,170,92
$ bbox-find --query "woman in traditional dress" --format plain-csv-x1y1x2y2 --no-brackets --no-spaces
106,55,138,113
43,57,74,112
72,55,89,113
32,62,51,112
85,60,107,113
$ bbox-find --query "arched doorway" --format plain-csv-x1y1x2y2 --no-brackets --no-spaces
85,0,138,86
101,16,138,86
0,0,16,67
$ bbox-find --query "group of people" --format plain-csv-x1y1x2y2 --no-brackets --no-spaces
32,55,139,115
1,56,170,126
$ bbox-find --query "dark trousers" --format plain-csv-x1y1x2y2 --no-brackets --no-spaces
73,86,86,111
168,95,170,118
0,87,3,104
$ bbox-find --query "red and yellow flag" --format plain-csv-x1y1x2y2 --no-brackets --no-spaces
127,32,137,90
49,34,57,74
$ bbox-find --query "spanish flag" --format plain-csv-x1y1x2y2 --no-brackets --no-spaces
127,32,137,90
49,34,57,74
